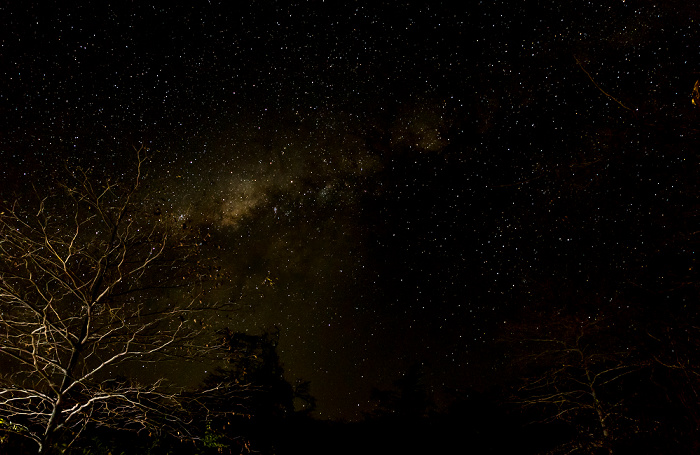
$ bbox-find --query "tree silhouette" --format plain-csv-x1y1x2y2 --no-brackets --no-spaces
193,327,314,454
369,364,431,420
0,150,216,454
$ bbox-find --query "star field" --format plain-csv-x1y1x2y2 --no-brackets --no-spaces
1,1,698,422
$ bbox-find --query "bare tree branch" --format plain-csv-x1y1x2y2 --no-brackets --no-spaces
505,314,648,455
0,149,232,453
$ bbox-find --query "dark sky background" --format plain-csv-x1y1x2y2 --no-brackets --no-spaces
1,1,698,420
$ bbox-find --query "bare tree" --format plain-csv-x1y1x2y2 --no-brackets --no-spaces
0,150,216,453
505,313,645,455
645,320,700,449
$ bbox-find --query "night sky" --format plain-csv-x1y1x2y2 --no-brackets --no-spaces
2,1,698,421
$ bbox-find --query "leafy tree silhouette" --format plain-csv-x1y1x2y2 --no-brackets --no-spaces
193,327,314,454
369,364,431,421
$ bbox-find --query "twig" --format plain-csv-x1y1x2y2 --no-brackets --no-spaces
575,56,634,112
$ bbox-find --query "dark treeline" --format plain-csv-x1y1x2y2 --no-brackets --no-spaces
4,338,698,454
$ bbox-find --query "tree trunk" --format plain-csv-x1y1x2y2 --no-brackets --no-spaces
585,365,614,455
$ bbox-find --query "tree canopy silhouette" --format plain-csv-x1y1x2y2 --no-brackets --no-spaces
192,327,315,454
